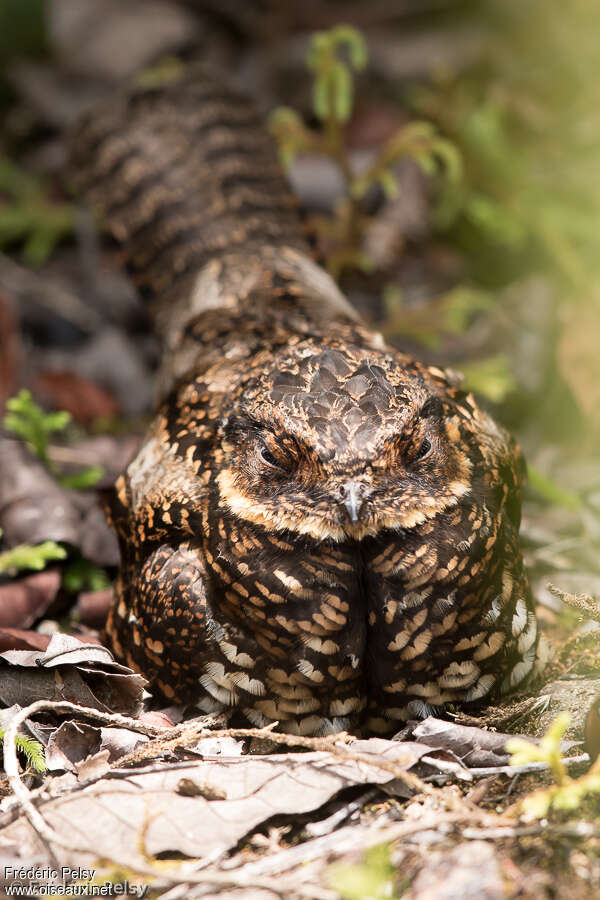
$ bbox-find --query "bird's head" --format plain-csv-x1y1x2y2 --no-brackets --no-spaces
216,344,481,542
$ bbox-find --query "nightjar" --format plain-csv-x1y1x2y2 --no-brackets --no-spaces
70,70,539,735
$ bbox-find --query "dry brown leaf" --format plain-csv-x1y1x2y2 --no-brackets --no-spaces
0,633,146,715
75,588,113,629
34,371,119,424
407,716,529,768
2,739,430,869
43,721,147,772
0,570,62,630
44,721,103,772
0,438,120,567
0,628,51,652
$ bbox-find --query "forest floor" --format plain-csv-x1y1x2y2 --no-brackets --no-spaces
0,2,598,898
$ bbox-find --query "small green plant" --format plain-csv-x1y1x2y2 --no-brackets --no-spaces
328,843,397,900
0,727,47,774
4,389,70,469
269,25,460,276
63,557,111,594
2,392,110,587
307,26,367,128
0,528,66,575
59,466,105,491
507,712,600,817
4,390,103,488
0,157,73,267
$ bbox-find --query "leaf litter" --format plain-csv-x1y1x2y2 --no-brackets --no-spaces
0,2,600,896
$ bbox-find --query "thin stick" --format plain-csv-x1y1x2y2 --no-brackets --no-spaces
1,700,495,896
114,722,441,801
0,701,350,898
465,754,590,778
221,811,471,880
548,583,600,623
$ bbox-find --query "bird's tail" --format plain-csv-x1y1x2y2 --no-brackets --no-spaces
69,68,359,396
70,69,308,308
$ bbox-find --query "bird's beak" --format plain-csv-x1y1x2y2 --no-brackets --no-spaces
338,480,368,523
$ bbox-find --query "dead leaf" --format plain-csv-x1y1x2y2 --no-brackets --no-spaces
34,370,119,424
75,749,111,781
47,435,141,483
0,632,146,715
0,438,120,567
405,714,581,770
75,588,114,628
1,738,430,868
407,717,523,768
33,633,117,668
0,569,61,629
98,726,148,761
138,709,178,729
43,721,147,772
79,505,119,567
0,629,51,652
45,721,102,772
0,439,81,548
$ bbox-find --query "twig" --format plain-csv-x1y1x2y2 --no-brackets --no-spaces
0,701,495,896
304,787,380,838
3,703,93,864
420,755,472,781
548,583,600,623
4,699,182,738
3,699,534,898
115,722,440,803
462,821,600,841
465,754,590,778
20,707,496,818
1,701,332,898
4,701,524,827
220,811,473,878
461,824,546,840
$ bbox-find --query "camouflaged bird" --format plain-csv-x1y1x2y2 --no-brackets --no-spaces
71,70,538,736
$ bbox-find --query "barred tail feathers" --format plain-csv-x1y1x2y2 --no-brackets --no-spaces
70,73,307,309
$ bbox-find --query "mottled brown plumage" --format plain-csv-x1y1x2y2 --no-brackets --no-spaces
70,69,538,735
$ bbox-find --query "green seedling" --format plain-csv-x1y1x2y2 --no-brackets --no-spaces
269,25,461,276
507,712,600,817
4,389,103,488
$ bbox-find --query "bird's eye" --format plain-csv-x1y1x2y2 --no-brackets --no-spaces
260,446,285,469
414,438,432,460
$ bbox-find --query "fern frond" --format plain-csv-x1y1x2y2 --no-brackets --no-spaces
0,727,47,774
